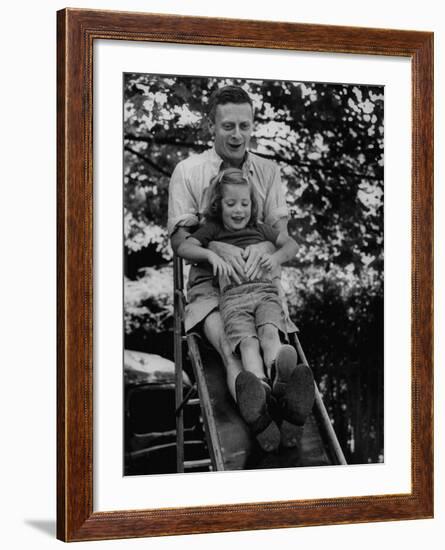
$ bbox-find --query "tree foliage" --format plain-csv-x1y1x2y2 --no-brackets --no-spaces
124,74,383,278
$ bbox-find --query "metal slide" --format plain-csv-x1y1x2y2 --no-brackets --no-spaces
173,255,347,472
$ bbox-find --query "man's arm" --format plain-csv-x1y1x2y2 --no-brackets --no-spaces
263,162,288,228
170,227,192,255
272,216,289,239
167,162,201,242
259,232,297,273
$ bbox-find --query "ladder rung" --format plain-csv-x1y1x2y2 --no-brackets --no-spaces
187,398,200,407
184,458,212,470
176,383,198,415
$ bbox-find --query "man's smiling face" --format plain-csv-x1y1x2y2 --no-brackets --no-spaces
211,102,253,167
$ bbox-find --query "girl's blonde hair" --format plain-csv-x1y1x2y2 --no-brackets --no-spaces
204,167,259,225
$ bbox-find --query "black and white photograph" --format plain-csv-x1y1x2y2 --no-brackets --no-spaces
123,74,384,476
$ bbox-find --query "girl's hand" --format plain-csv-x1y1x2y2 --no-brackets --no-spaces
259,253,280,273
208,252,235,280
208,241,243,284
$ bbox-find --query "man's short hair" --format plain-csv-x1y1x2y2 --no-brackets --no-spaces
207,85,254,122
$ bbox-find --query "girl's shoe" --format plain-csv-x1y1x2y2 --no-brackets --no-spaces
279,365,315,448
235,371,280,453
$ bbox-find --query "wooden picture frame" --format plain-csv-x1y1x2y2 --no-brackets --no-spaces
57,8,433,542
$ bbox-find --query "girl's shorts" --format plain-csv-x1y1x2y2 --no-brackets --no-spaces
219,282,287,353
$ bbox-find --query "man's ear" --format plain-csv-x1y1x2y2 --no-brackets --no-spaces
208,119,215,136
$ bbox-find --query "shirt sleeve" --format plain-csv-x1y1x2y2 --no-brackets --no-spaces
186,222,219,248
258,222,280,245
167,162,199,236
263,163,288,226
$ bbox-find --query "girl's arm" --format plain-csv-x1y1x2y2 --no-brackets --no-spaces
177,237,235,279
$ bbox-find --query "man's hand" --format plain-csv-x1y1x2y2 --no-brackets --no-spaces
243,241,275,280
208,241,244,284
259,252,280,273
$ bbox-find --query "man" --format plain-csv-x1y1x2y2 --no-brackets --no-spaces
168,85,291,399
168,85,314,451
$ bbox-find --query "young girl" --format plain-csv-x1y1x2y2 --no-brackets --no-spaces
178,168,314,453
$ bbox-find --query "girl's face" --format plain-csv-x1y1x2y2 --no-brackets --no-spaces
221,183,252,231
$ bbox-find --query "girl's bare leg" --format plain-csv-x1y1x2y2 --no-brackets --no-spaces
238,337,265,379
257,323,282,378
202,310,243,401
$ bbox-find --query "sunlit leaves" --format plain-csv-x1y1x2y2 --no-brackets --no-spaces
124,74,383,276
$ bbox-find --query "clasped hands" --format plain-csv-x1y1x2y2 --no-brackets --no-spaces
207,241,277,283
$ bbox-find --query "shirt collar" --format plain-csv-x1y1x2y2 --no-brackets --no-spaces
209,146,254,176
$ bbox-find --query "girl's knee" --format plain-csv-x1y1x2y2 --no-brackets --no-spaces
217,334,233,362
239,336,260,354
258,323,280,344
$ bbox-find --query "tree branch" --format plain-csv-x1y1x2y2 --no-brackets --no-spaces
125,132,208,151
124,136,383,182
124,146,172,177
252,150,383,182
